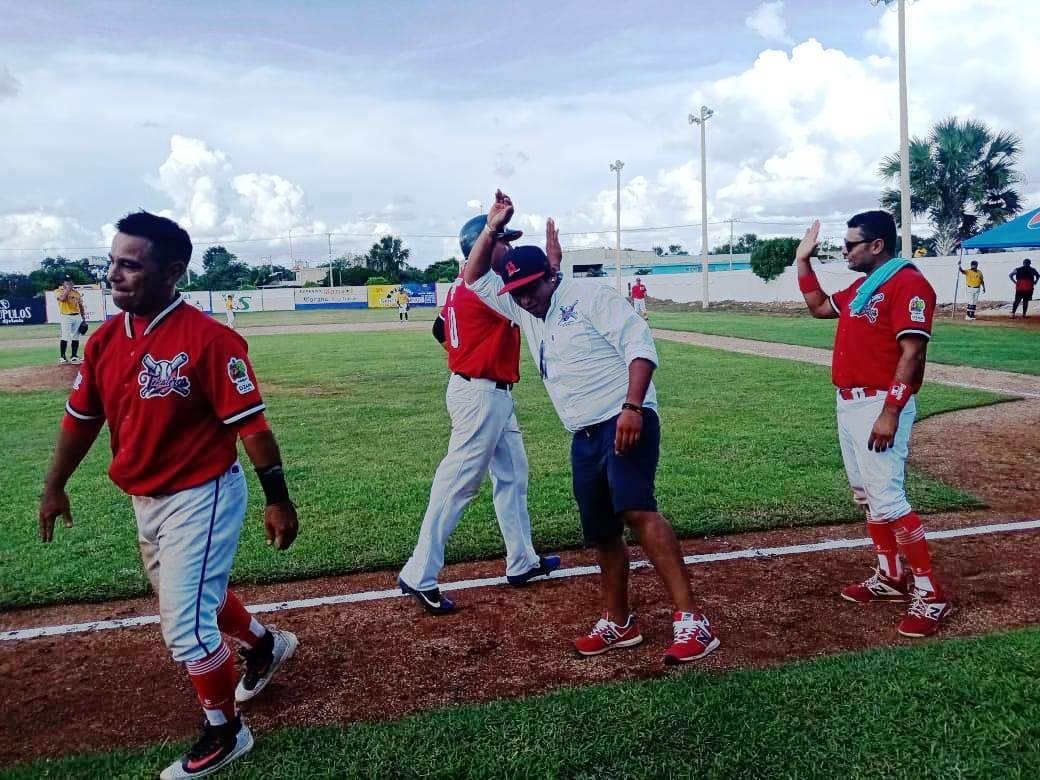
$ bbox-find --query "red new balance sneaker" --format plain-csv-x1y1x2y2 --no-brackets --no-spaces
573,615,643,656
663,611,721,665
897,588,953,638
841,567,910,603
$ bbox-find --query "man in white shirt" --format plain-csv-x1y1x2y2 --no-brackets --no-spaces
466,190,720,666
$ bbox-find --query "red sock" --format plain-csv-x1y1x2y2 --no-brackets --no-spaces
892,512,940,593
186,640,238,725
866,516,901,578
217,590,265,649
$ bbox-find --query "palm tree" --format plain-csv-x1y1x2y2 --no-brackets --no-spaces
879,117,1023,255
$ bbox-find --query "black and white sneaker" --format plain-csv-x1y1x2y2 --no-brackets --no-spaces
507,555,562,587
235,628,298,703
398,577,456,614
160,716,253,779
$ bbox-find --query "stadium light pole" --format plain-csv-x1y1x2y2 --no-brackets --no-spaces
689,105,714,309
872,0,913,258
610,160,625,292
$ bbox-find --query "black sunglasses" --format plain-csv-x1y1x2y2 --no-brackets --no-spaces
844,238,874,252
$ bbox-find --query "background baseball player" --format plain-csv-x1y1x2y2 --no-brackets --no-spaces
958,259,985,320
55,276,86,364
224,294,236,328
796,210,952,639
466,190,720,666
39,211,299,779
1009,258,1039,318
397,214,560,613
396,287,410,321
630,276,649,320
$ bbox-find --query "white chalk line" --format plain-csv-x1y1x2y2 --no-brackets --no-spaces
3,517,1039,644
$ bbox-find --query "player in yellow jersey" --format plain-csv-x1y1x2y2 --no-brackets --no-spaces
958,260,985,321
54,276,86,364
396,288,410,322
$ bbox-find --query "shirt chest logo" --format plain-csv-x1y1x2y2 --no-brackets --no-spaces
139,352,191,399
850,292,884,324
558,301,579,325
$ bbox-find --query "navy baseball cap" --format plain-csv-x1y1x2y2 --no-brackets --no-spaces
459,214,523,260
497,245,550,295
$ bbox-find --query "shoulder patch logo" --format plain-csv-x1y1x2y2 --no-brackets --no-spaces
72,371,83,391
558,301,579,324
227,357,256,394
908,296,927,323
138,353,191,399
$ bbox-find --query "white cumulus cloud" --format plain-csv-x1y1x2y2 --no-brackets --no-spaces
746,1,792,44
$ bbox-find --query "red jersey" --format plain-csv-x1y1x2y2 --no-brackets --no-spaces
830,266,936,391
441,278,521,384
631,283,647,300
65,296,266,496
1013,266,1038,292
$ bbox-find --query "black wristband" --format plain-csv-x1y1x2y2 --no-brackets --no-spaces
621,402,643,414
256,463,290,505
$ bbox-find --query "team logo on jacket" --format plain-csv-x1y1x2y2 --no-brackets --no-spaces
558,301,579,324
138,352,191,399
908,296,927,323
850,292,884,324
227,357,255,394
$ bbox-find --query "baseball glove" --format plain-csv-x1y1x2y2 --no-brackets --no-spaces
77,320,89,336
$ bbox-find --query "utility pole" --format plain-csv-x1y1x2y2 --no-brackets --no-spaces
327,233,334,287
689,106,714,309
872,0,914,257
729,219,735,270
610,160,624,292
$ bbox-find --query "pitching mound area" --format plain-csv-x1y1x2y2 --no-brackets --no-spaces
0,364,79,393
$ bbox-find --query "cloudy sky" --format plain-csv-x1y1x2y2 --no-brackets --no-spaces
0,0,1036,272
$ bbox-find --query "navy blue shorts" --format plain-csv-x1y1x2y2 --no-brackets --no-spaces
570,409,660,545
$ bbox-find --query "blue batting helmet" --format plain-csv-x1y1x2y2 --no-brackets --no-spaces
459,214,523,260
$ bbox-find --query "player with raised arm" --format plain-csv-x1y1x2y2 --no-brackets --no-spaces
795,212,952,638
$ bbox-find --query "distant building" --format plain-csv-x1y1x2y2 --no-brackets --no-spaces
561,247,752,278
293,264,328,285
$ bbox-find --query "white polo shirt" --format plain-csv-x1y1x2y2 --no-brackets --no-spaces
470,272,659,432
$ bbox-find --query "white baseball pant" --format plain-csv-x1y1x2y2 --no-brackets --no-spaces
966,287,981,305
836,391,917,521
399,373,540,591
134,462,247,663
633,299,647,315
59,313,82,342
225,309,235,327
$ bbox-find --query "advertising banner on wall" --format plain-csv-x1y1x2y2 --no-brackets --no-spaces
0,297,46,326
181,292,212,313
402,283,438,306
366,284,402,308
294,286,368,309
45,287,108,322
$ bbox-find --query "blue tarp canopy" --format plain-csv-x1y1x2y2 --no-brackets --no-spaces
962,207,1040,249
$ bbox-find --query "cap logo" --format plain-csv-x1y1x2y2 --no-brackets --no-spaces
505,261,519,276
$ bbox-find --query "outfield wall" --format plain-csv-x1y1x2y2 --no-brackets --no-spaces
595,250,1034,306
39,251,1033,323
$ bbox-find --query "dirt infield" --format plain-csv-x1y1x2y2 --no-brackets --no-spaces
1,399,1038,766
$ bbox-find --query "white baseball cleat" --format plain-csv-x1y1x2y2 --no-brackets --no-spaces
235,628,298,703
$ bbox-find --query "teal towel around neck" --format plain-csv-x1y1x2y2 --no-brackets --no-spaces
850,257,913,314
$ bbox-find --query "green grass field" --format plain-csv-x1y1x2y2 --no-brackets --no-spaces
651,311,1040,376
0,332,996,609
9,628,1040,779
